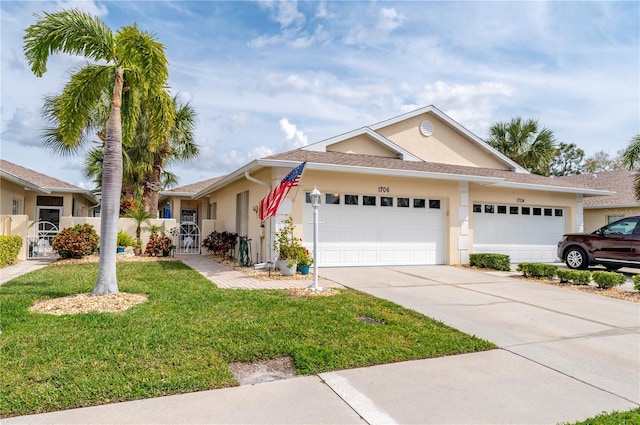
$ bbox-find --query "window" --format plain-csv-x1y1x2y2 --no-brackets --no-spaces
484,204,495,214
497,205,507,214
397,197,409,208
554,209,563,217
345,194,359,205
305,192,312,203
325,193,340,205
363,196,376,206
533,208,542,216
37,196,63,207
521,207,530,215
429,199,441,209
510,206,519,214
413,198,426,208
606,215,624,224
381,196,393,207
12,199,21,215
473,204,482,213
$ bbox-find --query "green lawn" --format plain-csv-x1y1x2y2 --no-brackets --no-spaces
1,261,495,417
561,407,640,425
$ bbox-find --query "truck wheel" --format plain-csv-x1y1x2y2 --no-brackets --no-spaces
565,247,588,270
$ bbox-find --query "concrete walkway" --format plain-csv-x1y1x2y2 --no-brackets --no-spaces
0,258,55,285
3,261,639,424
177,254,344,289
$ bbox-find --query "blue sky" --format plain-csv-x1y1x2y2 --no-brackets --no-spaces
1,1,638,189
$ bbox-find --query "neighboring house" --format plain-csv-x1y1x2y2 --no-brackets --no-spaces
159,175,225,226
555,169,640,231
1,159,98,259
190,105,611,266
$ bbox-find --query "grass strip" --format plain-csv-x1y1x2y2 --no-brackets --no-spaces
1,261,494,417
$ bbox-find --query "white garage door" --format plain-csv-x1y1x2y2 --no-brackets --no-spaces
302,193,445,267
473,204,566,263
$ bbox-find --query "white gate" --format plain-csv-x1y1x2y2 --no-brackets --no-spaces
27,221,59,259
173,221,201,254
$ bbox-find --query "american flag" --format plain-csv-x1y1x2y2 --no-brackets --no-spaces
259,161,307,221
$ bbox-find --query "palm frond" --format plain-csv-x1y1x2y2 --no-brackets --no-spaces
24,9,114,77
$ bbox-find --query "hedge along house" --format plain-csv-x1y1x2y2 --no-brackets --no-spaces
192,106,612,267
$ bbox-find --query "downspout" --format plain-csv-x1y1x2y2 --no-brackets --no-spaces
244,171,271,264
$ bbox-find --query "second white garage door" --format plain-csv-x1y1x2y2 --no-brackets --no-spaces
302,194,445,267
472,203,566,263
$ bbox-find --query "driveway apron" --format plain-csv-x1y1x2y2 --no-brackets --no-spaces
320,265,640,420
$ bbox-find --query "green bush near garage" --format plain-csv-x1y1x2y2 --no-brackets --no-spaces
516,263,558,279
633,275,640,291
556,269,591,285
469,253,511,271
591,271,626,289
0,236,22,268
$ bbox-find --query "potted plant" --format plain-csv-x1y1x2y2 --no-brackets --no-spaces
117,230,134,253
132,238,143,256
296,246,313,275
273,216,301,275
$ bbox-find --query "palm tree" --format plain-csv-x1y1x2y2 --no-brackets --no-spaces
82,94,198,215
622,134,640,201
24,9,174,295
488,118,558,176
147,95,199,217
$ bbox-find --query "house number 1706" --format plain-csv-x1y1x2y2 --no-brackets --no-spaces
378,186,390,193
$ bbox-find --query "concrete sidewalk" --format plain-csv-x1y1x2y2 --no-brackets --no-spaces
0,258,55,285
3,261,639,424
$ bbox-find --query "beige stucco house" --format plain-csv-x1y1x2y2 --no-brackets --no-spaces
189,106,612,266
1,159,98,259
556,169,640,231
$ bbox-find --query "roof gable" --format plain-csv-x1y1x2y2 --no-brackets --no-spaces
304,127,421,161
302,106,527,173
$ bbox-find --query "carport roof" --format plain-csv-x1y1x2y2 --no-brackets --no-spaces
192,150,613,198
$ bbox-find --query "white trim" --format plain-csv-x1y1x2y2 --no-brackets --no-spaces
0,170,50,193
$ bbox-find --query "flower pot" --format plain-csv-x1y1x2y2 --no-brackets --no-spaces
116,247,125,253
133,248,142,256
299,264,310,275
279,261,297,276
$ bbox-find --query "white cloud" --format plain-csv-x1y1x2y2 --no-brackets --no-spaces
279,118,308,149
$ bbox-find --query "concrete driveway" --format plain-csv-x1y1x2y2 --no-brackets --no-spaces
320,265,640,421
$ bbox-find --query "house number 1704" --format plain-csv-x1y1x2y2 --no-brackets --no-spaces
378,186,390,193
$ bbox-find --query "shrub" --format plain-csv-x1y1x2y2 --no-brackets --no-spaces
0,235,22,268
517,263,558,279
51,224,99,259
117,230,134,247
144,231,174,257
592,271,626,289
633,275,640,291
201,231,238,257
556,269,592,285
469,253,511,271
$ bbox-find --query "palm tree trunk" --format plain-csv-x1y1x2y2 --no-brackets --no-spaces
93,67,125,295
149,159,162,218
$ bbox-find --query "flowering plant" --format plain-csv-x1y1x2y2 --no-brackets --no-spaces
296,246,313,266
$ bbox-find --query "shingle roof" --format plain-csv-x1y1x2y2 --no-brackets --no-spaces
164,175,226,194
263,150,608,191
554,170,639,207
0,159,84,191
